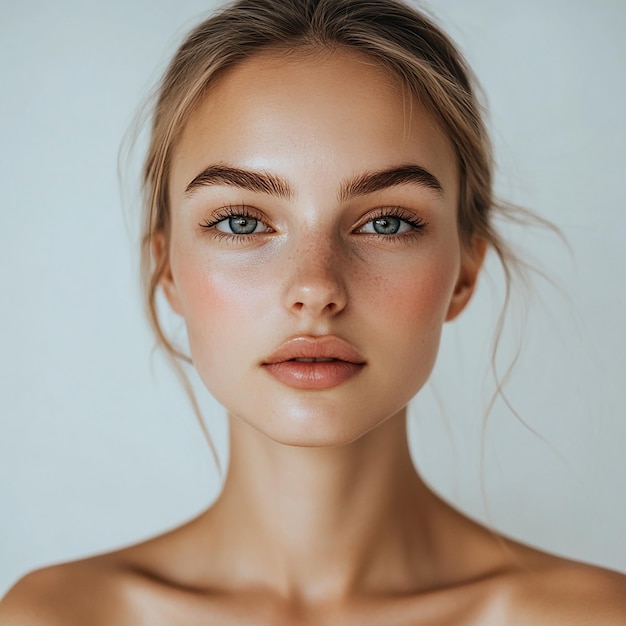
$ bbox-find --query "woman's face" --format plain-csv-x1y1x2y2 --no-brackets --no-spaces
163,49,480,446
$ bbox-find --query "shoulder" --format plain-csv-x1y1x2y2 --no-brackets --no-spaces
0,557,140,626
505,558,626,625
0,517,211,626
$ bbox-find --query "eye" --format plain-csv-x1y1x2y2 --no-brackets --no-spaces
362,216,410,235
199,206,273,237
358,211,425,236
216,215,270,235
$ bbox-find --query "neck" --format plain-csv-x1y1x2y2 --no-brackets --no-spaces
204,410,456,603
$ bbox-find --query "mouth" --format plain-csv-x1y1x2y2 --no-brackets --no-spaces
262,336,366,389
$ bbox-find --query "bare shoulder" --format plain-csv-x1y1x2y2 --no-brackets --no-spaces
506,555,626,625
0,556,140,626
0,516,212,626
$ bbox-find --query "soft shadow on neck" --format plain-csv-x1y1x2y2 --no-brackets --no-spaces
191,408,504,604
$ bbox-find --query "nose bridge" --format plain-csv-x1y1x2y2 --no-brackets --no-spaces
283,223,348,317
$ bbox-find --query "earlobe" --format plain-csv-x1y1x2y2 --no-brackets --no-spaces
445,237,487,322
152,231,183,315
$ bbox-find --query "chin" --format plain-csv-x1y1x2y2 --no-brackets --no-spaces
258,426,379,449
263,425,371,449
229,396,405,449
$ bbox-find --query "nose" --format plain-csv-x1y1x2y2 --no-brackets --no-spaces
282,234,348,319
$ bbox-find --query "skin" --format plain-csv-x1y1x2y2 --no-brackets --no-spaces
2,49,625,625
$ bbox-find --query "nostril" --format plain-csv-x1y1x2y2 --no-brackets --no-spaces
284,272,348,317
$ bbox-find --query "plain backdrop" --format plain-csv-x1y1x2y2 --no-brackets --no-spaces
1,0,625,597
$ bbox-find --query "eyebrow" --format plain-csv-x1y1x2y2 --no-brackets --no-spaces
185,165,294,198
338,164,443,201
184,163,443,200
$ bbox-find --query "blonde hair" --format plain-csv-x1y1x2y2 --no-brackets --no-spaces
139,0,550,495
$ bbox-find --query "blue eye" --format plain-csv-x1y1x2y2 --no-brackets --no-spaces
360,215,414,235
212,214,271,235
217,215,257,234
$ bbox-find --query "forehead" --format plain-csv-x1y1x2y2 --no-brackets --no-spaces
170,47,458,200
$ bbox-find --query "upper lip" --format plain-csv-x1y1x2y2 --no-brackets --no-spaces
262,336,366,365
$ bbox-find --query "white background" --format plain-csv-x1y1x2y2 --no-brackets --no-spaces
1,0,625,596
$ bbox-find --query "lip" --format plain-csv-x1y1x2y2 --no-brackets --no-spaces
262,336,366,390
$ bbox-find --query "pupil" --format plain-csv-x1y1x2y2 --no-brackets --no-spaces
373,216,400,235
230,216,257,234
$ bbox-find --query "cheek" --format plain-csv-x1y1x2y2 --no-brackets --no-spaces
175,257,269,358
363,243,460,330
360,241,461,393
169,244,288,420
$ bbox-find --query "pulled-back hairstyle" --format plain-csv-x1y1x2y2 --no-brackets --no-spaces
142,0,516,362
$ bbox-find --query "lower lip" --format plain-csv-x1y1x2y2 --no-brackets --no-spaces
263,360,364,389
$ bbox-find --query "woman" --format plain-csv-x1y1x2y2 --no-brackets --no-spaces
1,0,625,622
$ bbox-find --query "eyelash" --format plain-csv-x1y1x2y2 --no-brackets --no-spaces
198,205,428,241
358,207,428,240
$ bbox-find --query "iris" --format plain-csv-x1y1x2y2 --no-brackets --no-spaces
229,216,258,234
372,216,401,235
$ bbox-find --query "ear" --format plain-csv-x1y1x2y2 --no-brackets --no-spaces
445,237,487,322
152,230,183,315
